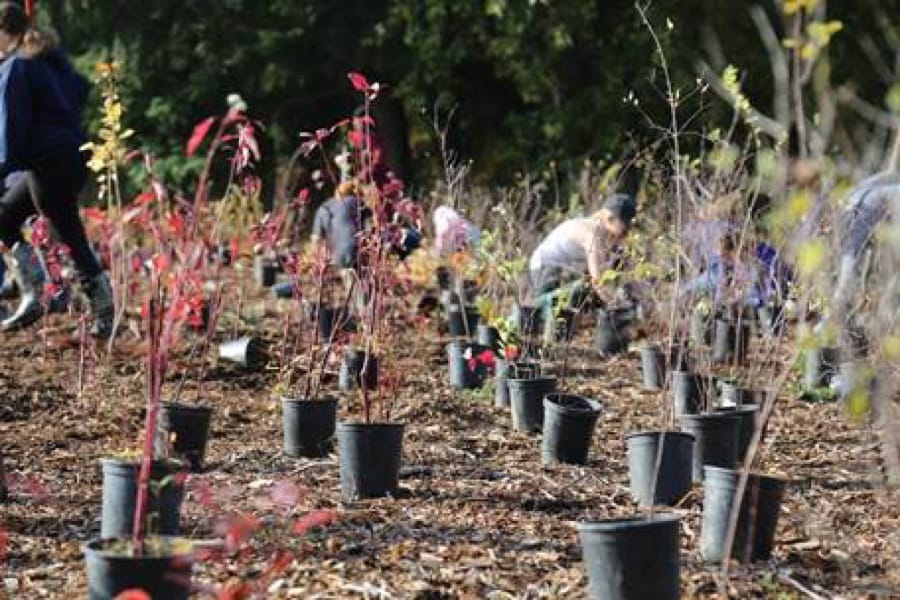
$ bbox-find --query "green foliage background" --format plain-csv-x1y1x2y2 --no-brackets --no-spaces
41,0,900,193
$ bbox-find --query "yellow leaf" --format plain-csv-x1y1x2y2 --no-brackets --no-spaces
883,336,900,360
788,190,813,221
797,239,827,278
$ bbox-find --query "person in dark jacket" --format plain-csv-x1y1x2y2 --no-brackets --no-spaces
0,3,112,335
0,26,87,309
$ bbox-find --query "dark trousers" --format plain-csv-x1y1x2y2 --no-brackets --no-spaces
0,147,101,280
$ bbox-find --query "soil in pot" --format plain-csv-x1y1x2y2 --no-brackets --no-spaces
338,348,379,391
700,466,787,564
446,304,480,338
508,377,557,433
804,346,840,389
84,536,193,600
626,431,695,507
282,397,338,458
337,422,404,500
447,342,491,390
578,515,681,600
541,394,602,465
597,307,633,355
100,458,185,539
155,402,213,472
678,412,741,483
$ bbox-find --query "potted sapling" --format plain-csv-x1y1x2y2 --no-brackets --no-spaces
333,72,408,500
279,245,350,459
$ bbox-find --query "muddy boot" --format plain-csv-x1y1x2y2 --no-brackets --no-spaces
83,272,114,339
1,242,45,331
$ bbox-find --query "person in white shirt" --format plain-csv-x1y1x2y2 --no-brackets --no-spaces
432,205,480,256
529,193,636,308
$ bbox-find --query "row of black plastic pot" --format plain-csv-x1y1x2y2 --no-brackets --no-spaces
580,463,785,599
86,347,401,599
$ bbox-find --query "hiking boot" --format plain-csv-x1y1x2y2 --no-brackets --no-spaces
83,272,114,338
1,242,45,331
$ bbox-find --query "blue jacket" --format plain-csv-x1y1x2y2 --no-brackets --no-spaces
42,48,88,119
0,53,85,176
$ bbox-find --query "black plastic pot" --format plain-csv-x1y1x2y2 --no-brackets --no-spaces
435,266,452,291
671,370,704,417
155,402,213,472
446,304,480,338
626,431,695,507
476,324,501,351
100,459,184,539
515,304,544,337
84,537,193,600
494,360,539,409
218,336,267,370
712,319,751,365
700,466,787,564
578,516,681,600
714,405,761,463
678,413,741,483
447,342,490,390
667,341,691,372
336,422,404,500
282,397,338,458
640,345,665,391
718,381,760,408
508,377,557,433
597,308,632,355
541,395,602,465
690,309,714,347
804,346,840,389
338,348,379,391
254,256,277,288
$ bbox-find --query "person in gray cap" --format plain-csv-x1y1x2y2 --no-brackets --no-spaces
528,193,636,310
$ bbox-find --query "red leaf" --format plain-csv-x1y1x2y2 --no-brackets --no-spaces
347,129,365,149
295,188,310,206
504,345,520,360
476,350,496,370
132,191,156,206
115,591,152,600
347,72,370,92
292,510,338,535
186,117,216,157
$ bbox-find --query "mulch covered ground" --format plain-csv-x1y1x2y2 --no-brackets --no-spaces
0,295,898,598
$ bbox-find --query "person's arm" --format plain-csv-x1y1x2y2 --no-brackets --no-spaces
0,59,31,178
585,226,608,284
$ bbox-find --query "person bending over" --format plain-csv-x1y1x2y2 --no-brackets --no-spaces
529,193,636,311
